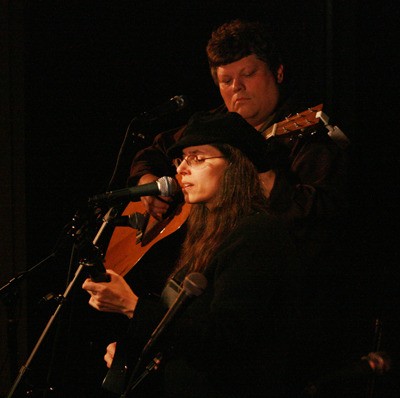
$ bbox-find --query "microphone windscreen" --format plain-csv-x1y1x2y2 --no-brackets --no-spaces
183,273,208,297
158,176,180,196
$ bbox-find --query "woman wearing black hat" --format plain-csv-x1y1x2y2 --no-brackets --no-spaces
100,112,304,398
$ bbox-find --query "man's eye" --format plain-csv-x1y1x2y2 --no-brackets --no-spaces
243,70,255,77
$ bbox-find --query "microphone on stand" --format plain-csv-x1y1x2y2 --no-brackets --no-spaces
122,273,208,397
140,95,188,119
106,95,188,191
141,272,208,357
89,176,180,204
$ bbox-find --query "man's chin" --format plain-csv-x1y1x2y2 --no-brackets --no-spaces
236,109,258,125
233,105,255,118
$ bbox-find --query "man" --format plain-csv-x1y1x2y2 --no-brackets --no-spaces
129,19,348,265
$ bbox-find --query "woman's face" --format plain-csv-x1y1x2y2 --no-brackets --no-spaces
175,145,228,209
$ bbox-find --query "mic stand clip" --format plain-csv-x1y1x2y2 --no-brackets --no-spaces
120,352,163,398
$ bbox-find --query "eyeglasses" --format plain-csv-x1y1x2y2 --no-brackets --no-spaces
172,154,226,169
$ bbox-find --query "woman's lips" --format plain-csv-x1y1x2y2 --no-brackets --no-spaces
181,182,193,191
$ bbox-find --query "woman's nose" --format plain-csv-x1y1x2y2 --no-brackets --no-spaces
176,161,189,175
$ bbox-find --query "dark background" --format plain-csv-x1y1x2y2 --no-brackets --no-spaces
1,0,398,397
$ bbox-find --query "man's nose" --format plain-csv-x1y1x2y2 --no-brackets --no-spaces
232,77,244,91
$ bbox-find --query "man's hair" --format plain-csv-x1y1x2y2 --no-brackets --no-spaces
206,19,282,84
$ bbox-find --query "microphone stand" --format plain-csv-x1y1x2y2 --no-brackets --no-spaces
6,207,119,398
0,253,57,299
106,114,164,191
4,96,188,396
106,96,190,191
0,253,57,384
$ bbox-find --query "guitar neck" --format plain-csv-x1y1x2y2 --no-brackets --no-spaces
263,104,323,139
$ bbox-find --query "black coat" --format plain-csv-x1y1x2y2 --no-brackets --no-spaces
120,212,305,398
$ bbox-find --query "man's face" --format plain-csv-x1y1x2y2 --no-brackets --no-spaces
216,54,283,130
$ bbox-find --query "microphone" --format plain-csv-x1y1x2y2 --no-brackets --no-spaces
141,272,208,356
141,95,188,119
122,273,207,396
89,176,179,203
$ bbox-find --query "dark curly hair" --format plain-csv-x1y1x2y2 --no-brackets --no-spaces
206,19,282,84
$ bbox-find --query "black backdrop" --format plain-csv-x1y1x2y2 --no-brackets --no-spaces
12,0,399,396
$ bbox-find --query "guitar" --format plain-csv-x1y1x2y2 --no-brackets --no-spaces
103,103,325,277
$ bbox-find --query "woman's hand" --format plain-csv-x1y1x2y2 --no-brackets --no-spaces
104,342,116,368
82,270,138,318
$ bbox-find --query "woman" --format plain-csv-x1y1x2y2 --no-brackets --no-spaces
102,111,304,397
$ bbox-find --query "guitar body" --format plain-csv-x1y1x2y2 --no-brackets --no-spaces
104,200,190,271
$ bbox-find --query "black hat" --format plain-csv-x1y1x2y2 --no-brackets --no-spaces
167,111,271,172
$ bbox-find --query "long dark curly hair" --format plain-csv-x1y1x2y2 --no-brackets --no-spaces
173,143,269,275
